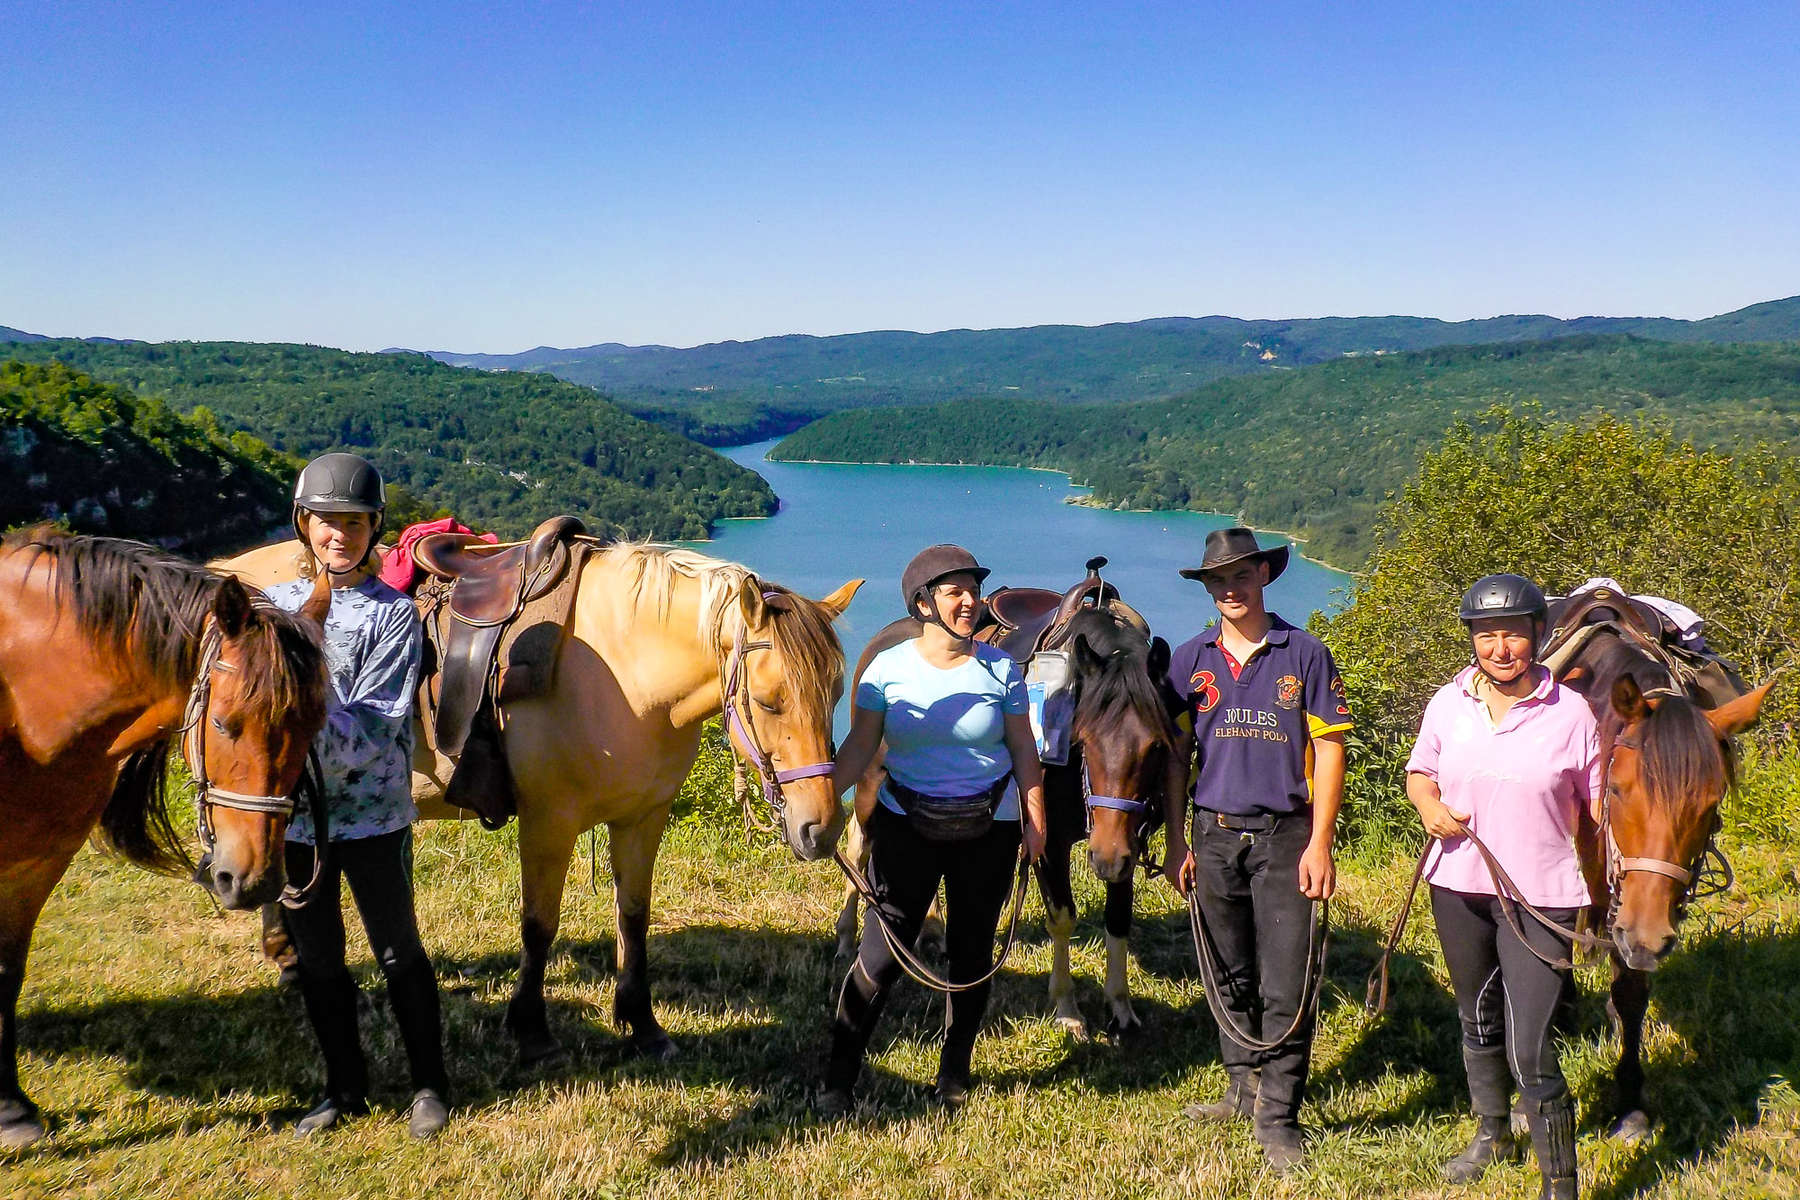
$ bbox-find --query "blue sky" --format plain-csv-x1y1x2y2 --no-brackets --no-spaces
6,1,1798,350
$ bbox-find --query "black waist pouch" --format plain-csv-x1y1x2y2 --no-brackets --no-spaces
889,777,1009,843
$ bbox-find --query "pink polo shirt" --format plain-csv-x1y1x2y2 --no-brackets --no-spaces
1406,666,1600,908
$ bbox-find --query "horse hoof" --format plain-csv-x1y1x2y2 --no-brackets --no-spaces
1105,1016,1143,1042
515,1035,566,1068
634,1032,679,1061
1612,1111,1652,1144
0,1114,47,1151
1055,1015,1090,1040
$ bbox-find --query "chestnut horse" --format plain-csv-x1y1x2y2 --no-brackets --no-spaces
1559,628,1772,1141
218,538,860,1063
0,528,329,1149
836,605,1177,1039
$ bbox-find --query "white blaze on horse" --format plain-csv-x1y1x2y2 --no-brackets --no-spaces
215,534,860,1062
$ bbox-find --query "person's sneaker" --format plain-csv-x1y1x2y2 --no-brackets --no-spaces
294,1094,368,1137
1255,1122,1306,1173
815,1086,855,1118
405,1089,450,1140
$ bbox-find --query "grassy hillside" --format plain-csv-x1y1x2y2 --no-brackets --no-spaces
408,296,1800,443
1,360,297,554
5,341,776,541
773,335,1800,566
10,738,1797,1198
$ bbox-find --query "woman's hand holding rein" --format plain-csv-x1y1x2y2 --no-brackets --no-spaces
1407,770,1470,840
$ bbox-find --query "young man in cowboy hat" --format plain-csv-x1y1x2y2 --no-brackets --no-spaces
1161,527,1350,1171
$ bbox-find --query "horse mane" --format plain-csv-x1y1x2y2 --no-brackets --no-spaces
1582,636,1732,820
1065,608,1175,743
4,526,328,872
600,541,844,711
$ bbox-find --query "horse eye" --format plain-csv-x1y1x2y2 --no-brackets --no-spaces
210,716,237,739
753,697,783,715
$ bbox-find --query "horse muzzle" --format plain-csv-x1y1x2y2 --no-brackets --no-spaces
195,851,285,910
1613,926,1677,972
1087,845,1135,884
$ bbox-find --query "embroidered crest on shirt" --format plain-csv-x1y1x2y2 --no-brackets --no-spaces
1275,673,1303,710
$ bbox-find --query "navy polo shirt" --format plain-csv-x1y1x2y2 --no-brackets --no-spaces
1165,614,1353,816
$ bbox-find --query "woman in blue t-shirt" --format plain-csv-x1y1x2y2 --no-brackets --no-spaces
822,544,1048,1114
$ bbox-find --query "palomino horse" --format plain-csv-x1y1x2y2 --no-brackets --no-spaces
836,605,1177,1039
218,538,860,1062
1556,625,1772,1141
0,528,330,1148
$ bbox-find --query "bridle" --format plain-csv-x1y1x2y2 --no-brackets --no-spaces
1079,754,1163,874
181,611,330,909
1599,687,1734,920
720,621,835,837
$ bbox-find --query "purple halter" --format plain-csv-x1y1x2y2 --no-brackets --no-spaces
721,608,835,817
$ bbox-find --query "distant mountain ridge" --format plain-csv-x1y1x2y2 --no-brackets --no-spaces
389,296,1800,443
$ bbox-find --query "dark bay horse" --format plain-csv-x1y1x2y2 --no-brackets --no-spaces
0,527,330,1149
1557,624,1772,1140
837,604,1178,1039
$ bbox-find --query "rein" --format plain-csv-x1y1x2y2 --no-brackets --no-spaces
1186,881,1329,1053
181,611,331,908
833,843,1031,994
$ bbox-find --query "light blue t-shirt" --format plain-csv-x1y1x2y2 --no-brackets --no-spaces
855,639,1029,820
267,576,422,844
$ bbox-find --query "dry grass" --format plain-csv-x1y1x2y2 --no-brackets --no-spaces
6,801,1798,1199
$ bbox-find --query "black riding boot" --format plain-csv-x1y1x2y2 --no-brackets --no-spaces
1183,1068,1257,1123
296,971,369,1134
1443,1046,1520,1182
822,960,888,1108
385,960,450,1139
934,1038,973,1109
1526,1098,1579,1200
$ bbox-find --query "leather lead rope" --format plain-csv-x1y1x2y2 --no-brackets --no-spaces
834,846,1031,994
1186,884,1329,1053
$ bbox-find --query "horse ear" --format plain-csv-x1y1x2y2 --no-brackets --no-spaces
213,575,255,637
737,577,769,628
299,565,332,626
1071,633,1102,674
1147,636,1171,679
1705,679,1775,740
1611,674,1648,724
818,579,863,620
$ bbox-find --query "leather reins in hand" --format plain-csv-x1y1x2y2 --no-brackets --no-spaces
1185,883,1329,1054
834,846,1031,994
1365,817,1605,1018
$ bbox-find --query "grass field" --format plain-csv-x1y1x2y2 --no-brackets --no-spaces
7,772,1798,1199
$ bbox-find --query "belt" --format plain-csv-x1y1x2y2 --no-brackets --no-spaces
1200,808,1309,833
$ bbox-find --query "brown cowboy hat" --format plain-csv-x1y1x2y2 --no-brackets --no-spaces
1178,526,1289,583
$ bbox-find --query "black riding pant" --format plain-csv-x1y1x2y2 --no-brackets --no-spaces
829,807,1021,1090
1190,808,1317,1126
1430,885,1577,1112
282,828,449,1099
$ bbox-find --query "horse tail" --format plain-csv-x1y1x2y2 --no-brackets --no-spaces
95,740,194,875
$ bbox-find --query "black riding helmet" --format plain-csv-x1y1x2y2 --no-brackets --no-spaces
293,452,386,567
901,544,990,638
1459,573,1548,670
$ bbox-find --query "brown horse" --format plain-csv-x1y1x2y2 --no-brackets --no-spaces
1558,627,1772,1141
0,527,329,1149
836,604,1178,1038
217,538,861,1063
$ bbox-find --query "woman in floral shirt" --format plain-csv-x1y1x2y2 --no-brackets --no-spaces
266,453,449,1141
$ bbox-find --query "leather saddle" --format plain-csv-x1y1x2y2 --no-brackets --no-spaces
1544,585,1679,655
984,556,1124,662
414,514,589,766
853,556,1137,684
1544,585,1749,708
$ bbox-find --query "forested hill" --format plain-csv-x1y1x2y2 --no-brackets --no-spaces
772,335,1800,568
1,360,298,554
3,341,776,542
405,296,1800,442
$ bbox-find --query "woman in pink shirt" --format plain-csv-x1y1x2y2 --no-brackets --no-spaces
1406,574,1598,1200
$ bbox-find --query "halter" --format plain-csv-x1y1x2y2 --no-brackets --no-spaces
181,611,330,909
1599,689,1734,916
720,611,835,835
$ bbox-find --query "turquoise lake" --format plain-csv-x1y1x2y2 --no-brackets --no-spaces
685,441,1354,730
